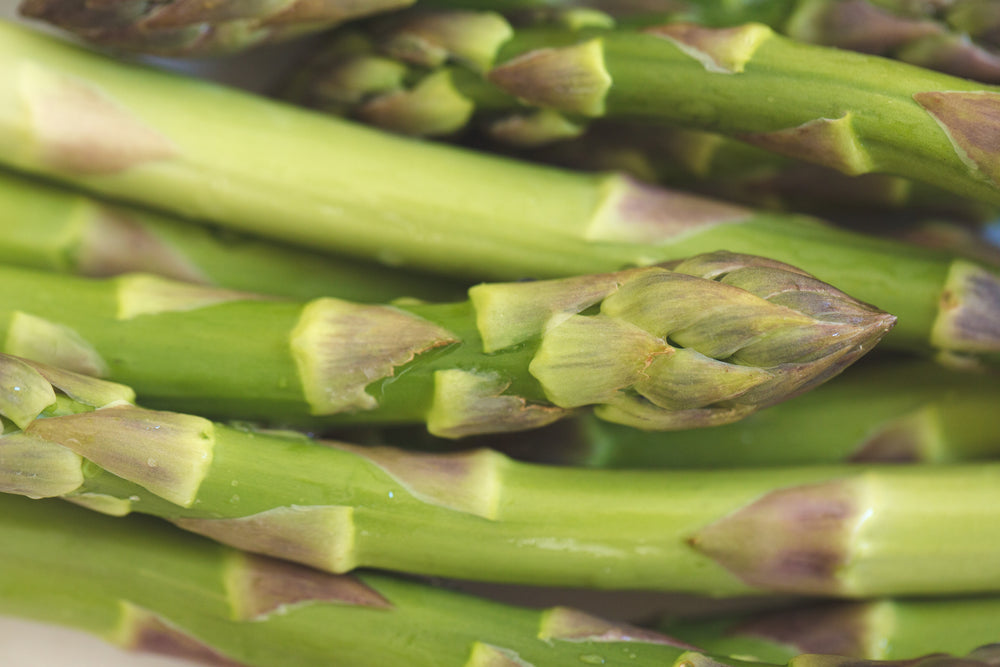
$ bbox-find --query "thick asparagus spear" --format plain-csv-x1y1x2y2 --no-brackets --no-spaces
5,353,1000,597
0,21,993,365
448,358,1000,468
17,0,415,56
0,168,464,303
660,597,1000,662
8,495,1000,667
277,9,1000,206
0,252,894,432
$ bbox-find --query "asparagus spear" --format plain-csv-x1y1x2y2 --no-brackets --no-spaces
17,0,416,56
8,495,1000,667
0,22,993,366
0,168,465,303
660,597,1000,662
0,251,894,432
276,8,1000,206
449,358,1000,468
5,352,1000,597
286,32,993,222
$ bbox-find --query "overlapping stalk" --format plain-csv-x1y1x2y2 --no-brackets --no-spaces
0,252,893,432
279,8,1000,206
7,495,1000,667
4,353,1000,597
17,0,416,56
661,597,1000,662
420,0,1000,82
328,12,1000,203
285,30,994,220
0,21,996,366
461,359,1000,468
0,168,464,303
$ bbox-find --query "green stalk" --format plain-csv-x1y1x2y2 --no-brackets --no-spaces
416,0,1000,83
329,10,1000,206
5,354,1000,597
0,22,994,365
0,252,894,433
283,23,995,220
7,495,1000,667
484,358,1000,469
0,168,465,303
660,597,1000,662
17,0,416,56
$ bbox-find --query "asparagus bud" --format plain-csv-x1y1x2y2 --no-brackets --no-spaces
0,252,894,433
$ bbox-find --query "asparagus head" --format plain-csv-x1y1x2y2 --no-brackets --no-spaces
0,252,893,434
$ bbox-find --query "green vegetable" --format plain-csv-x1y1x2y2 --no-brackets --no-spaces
0,168,464,302
661,596,1000,662
483,358,1000,469
0,252,893,433
6,353,1000,597
0,21,994,365
7,493,1000,666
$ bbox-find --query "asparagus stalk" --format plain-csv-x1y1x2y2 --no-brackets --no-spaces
8,495,1000,667
415,0,1000,83
282,20,996,220
17,0,416,56
0,22,994,366
660,597,1000,662
277,8,1000,206
0,251,894,432
454,358,1000,468
289,33,991,222
5,353,1000,597
0,168,465,303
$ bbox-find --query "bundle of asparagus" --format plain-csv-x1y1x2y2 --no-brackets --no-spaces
6,493,1000,666
11,352,1000,598
2,4,1000,667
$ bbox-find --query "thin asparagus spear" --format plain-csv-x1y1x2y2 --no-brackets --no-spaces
0,22,993,365
7,494,1000,667
387,11,1000,206
417,0,1000,83
0,168,465,303
5,353,1000,597
17,0,415,56
285,32,993,222
0,252,894,432
660,597,1000,662
449,358,1000,468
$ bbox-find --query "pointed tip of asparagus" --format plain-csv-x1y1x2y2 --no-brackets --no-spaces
551,251,896,430
230,554,391,621
731,600,881,657
931,259,1000,363
487,38,611,117
688,478,867,595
